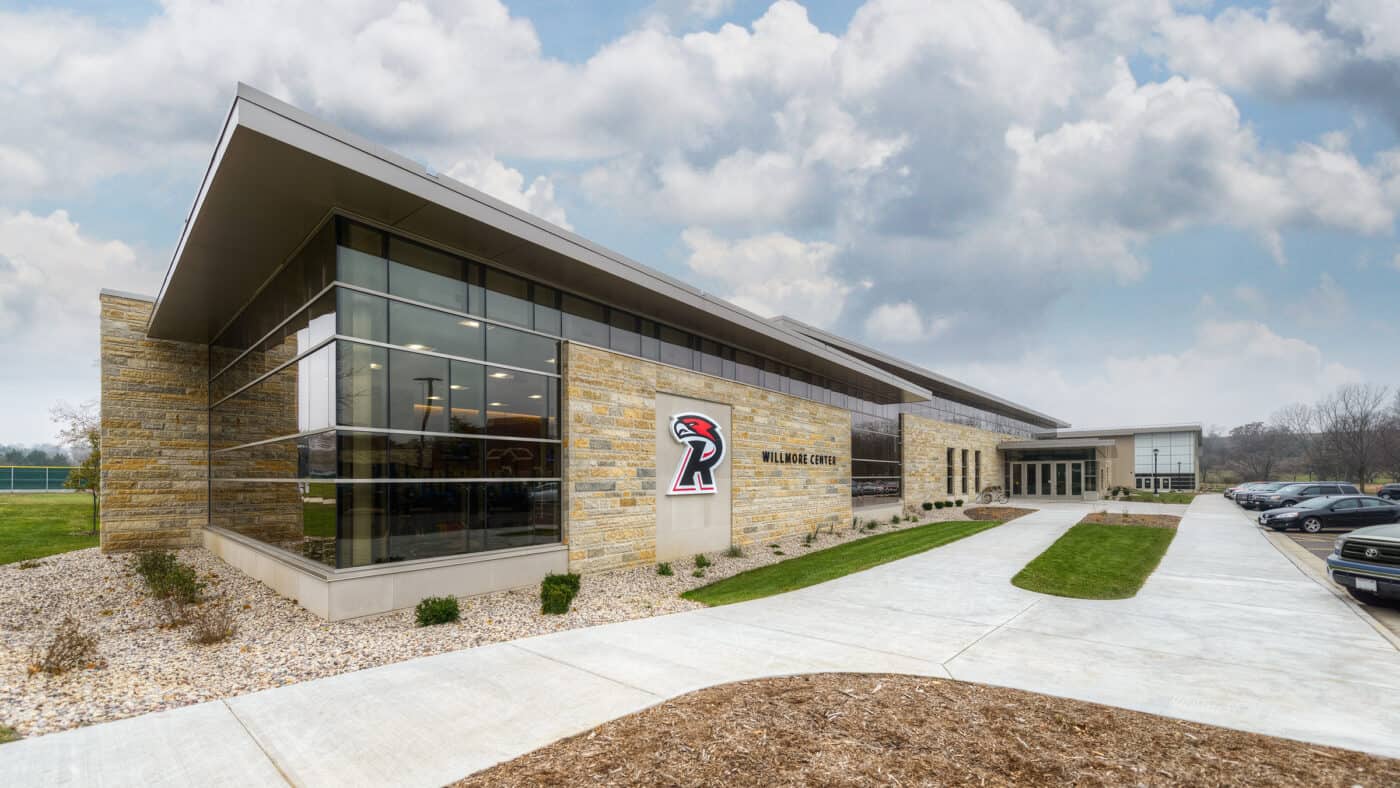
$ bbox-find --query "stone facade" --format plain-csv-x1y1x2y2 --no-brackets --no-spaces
99,292,210,551
901,413,1013,514
564,343,851,574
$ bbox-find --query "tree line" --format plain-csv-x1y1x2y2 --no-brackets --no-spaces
1202,384,1400,486
0,443,73,466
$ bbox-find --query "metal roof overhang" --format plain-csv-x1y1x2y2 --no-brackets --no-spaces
998,438,1117,450
771,316,1070,430
149,85,931,404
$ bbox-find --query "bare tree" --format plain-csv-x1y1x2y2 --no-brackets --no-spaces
1314,384,1391,489
1272,402,1321,480
50,401,100,535
1229,422,1286,481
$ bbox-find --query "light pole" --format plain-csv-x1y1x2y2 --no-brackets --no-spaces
1152,448,1159,493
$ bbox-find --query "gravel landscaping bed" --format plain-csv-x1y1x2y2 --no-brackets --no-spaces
456,673,1400,787
0,506,980,738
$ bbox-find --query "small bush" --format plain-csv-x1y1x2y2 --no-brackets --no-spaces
151,564,204,605
0,725,18,744
934,501,945,509
955,499,964,507
921,501,934,511
29,616,99,676
773,550,785,556
725,544,743,558
155,597,191,628
890,514,901,524
189,599,239,644
656,562,674,576
541,572,581,615
694,554,712,569
414,596,460,627
17,560,41,570
691,568,706,578
133,550,178,584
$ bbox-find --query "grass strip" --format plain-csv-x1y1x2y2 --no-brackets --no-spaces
0,493,100,565
683,520,1001,606
1012,523,1175,600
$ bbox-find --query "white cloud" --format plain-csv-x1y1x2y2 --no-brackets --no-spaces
863,301,952,345
680,227,848,327
1157,9,1339,95
639,0,737,32
1231,284,1266,310
0,210,162,443
443,154,571,230
942,320,1363,429
1304,272,1349,323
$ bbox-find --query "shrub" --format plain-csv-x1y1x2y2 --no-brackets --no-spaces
133,550,179,585
921,502,934,511
414,596,460,627
155,597,191,628
0,725,18,744
934,501,945,509
657,562,674,576
29,616,98,676
150,564,204,605
17,560,41,570
691,569,705,578
725,544,743,558
540,572,581,615
694,554,712,569
955,499,964,507
890,514,901,524
189,600,239,644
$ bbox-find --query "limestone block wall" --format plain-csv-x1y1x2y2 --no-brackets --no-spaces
99,292,209,551
565,343,851,574
901,413,1014,513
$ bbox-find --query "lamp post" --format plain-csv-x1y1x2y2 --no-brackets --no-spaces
1152,448,1159,493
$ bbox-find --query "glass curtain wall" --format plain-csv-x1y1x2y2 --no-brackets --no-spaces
210,219,561,569
852,410,900,508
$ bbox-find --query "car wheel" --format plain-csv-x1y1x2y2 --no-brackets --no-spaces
1283,500,1298,507
1347,587,1383,606
1302,517,1324,534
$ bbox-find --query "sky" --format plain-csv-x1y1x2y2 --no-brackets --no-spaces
2,0,1399,446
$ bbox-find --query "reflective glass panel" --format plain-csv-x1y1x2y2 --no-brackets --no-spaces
389,350,449,433
389,300,484,360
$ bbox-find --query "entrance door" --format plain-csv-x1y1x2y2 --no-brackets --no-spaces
1054,463,1067,497
1071,462,1083,496
1040,463,1052,496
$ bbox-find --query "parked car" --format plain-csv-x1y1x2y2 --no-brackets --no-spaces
1224,482,1263,500
1259,495,1400,533
1378,483,1400,501
1227,481,1269,504
1256,482,1360,510
1327,523,1400,605
1237,482,1289,510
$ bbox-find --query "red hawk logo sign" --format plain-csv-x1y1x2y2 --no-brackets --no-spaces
667,412,727,495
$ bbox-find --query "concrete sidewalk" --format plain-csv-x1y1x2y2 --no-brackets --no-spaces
4,497,1398,786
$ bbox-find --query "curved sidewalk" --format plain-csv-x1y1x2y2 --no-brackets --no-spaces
4,497,1398,786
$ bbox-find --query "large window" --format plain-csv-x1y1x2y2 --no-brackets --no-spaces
852,412,900,509
209,218,563,570
961,449,969,495
946,448,955,495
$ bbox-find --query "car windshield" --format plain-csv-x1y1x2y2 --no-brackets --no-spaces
1296,496,1335,510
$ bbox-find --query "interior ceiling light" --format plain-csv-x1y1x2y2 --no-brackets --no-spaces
489,371,512,379
459,320,480,328
489,401,505,407
404,343,430,351
527,394,543,399
449,384,465,391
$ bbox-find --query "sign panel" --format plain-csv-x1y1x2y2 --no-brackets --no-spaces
667,412,727,495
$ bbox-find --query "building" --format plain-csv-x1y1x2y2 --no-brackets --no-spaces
99,86,1195,620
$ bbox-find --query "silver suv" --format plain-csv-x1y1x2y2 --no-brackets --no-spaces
1257,482,1359,510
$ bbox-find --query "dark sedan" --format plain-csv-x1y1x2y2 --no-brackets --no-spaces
1237,482,1288,510
1259,495,1400,533
1379,483,1400,501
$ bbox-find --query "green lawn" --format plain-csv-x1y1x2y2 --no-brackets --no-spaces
682,520,1001,607
1118,491,1198,504
0,493,100,565
1012,523,1175,600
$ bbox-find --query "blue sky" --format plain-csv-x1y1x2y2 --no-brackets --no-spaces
1,0,1399,446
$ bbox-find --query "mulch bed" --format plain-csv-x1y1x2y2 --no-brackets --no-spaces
1082,512,1181,528
456,674,1399,787
963,506,1035,523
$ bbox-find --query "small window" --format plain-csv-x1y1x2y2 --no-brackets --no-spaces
1304,486,1323,495
1332,498,1360,510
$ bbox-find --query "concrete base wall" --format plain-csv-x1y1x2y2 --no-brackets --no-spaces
204,528,568,621
99,292,209,552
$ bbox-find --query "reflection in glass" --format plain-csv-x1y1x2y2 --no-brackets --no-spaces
389,350,448,433
389,300,484,359
486,323,558,373
338,432,386,478
609,311,641,355
659,325,691,369
449,360,485,434
561,294,608,345
532,285,561,335
387,433,483,478
337,342,388,428
485,440,558,478
486,368,554,438
386,483,476,562
389,236,470,312
338,288,387,343
485,269,532,328
483,482,560,550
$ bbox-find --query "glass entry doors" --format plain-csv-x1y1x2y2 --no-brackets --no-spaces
1010,461,1086,498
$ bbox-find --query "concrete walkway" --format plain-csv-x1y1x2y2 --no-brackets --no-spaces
5,497,1398,786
